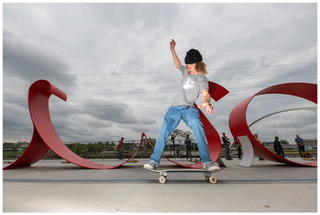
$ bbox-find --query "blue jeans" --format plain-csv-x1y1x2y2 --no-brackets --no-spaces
298,144,305,157
149,106,212,166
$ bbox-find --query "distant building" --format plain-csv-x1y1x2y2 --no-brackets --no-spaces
304,139,317,150
20,143,29,148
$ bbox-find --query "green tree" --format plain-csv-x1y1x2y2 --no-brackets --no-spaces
171,129,192,142
110,142,116,150
96,142,104,153
87,143,95,152
280,140,289,145
3,143,17,151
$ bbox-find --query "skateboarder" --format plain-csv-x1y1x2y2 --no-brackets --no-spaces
144,39,220,171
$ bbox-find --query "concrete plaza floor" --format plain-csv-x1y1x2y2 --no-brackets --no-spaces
2,157,318,213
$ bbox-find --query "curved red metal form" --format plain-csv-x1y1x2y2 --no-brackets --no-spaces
202,81,229,163
229,83,317,167
4,80,228,170
4,80,146,170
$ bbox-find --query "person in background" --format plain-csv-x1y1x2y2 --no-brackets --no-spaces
273,136,285,158
185,134,192,161
254,133,264,161
222,132,233,160
235,140,242,159
295,134,305,157
117,137,124,160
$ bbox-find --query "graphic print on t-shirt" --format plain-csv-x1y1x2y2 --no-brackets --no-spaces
183,77,195,90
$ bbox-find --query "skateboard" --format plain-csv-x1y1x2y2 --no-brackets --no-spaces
145,167,224,184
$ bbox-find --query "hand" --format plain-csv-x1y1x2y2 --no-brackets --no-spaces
170,39,176,50
198,102,213,115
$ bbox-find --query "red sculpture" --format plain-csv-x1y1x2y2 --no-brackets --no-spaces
229,83,317,167
4,80,228,169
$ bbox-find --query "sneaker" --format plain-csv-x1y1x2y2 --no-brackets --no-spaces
203,164,220,171
144,162,156,170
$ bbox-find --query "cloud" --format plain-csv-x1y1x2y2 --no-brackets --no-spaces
78,102,156,125
3,103,33,142
3,29,76,87
2,3,317,143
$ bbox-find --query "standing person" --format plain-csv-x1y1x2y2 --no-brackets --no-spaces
144,39,219,171
185,134,192,161
254,133,264,161
235,140,242,159
222,132,233,160
295,134,305,157
273,136,285,158
171,135,176,156
117,137,124,160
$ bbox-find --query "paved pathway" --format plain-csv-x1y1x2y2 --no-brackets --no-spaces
3,158,317,212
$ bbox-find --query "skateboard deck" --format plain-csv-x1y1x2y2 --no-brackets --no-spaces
145,167,224,184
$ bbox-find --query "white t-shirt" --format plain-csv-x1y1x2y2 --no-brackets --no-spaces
171,65,209,106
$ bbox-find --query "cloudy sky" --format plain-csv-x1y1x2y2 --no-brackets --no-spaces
3,3,317,145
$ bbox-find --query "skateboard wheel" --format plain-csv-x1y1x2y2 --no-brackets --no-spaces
159,175,167,184
209,176,217,184
203,176,209,181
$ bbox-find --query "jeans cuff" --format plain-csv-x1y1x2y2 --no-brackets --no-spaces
149,160,158,167
201,161,213,165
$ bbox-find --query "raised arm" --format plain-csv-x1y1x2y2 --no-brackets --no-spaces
170,39,181,70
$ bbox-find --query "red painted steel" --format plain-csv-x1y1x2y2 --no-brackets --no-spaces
229,83,317,167
4,80,228,170
4,80,144,169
